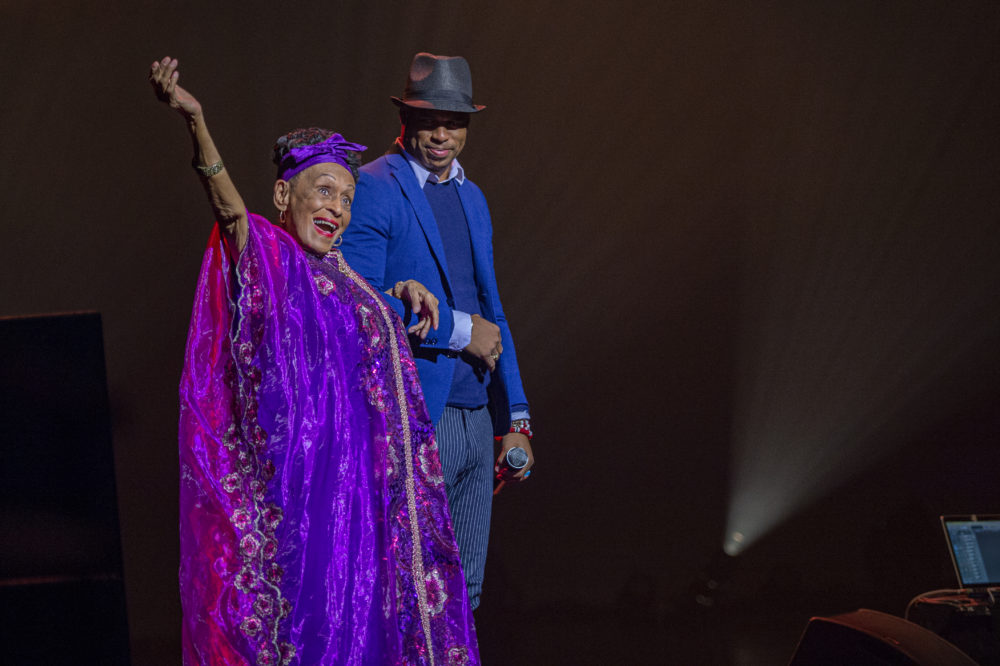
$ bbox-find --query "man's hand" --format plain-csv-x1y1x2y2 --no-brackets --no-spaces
390,279,439,340
465,314,502,371
495,432,534,481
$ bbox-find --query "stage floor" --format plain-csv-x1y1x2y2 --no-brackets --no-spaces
476,595,814,664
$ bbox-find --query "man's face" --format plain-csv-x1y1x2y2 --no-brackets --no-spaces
401,108,470,180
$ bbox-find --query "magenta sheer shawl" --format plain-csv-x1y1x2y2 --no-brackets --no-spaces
178,214,478,665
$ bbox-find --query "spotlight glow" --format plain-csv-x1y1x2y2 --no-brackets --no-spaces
723,531,744,557
724,133,999,555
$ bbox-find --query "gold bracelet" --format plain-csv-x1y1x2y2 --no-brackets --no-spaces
192,159,224,178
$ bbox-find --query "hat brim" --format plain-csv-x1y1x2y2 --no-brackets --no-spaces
391,96,485,113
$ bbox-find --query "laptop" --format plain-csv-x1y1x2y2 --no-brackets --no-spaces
941,514,1000,600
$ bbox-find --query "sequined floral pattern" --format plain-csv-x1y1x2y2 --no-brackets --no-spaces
424,569,449,615
419,439,446,487
447,647,471,666
313,273,336,296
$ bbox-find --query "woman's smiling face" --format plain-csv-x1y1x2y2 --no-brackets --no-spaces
278,162,355,254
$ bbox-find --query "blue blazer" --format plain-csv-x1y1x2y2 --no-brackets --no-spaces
340,149,529,433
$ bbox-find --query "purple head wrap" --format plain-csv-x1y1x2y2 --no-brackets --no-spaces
278,133,367,182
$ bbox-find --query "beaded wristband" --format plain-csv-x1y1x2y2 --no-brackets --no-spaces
509,418,533,439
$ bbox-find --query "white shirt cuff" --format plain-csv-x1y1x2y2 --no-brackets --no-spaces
448,310,473,351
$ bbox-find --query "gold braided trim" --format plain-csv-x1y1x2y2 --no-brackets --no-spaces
337,255,435,666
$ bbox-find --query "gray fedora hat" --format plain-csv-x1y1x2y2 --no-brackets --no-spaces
391,53,485,113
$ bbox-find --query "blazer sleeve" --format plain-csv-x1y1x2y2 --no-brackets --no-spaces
464,183,530,417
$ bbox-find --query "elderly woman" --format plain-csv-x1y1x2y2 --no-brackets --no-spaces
150,57,479,665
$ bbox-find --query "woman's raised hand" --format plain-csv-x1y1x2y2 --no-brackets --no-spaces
149,56,202,118
148,55,247,256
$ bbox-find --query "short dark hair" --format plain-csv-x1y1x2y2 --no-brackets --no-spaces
272,127,361,181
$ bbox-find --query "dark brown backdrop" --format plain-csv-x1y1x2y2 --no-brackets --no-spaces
1,1,998,662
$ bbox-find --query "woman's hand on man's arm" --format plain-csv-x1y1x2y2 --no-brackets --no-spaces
389,280,440,340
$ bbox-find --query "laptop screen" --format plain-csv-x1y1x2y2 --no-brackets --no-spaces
941,515,1000,588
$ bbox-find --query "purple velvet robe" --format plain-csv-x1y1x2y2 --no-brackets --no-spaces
178,214,479,665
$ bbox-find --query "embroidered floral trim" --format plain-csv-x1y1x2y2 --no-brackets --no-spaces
446,646,470,666
313,273,336,296
418,440,445,487
424,568,448,615
226,236,293,665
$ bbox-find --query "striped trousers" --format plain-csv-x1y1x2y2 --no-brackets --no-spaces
435,405,494,611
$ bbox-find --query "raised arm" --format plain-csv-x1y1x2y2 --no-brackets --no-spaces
149,56,247,254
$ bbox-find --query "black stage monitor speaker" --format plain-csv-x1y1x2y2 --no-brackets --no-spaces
789,608,978,666
0,312,130,664
908,594,1000,665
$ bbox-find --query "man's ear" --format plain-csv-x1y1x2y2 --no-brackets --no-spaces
273,179,290,214
398,108,409,139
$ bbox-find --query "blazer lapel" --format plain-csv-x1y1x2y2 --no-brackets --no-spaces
456,182,496,320
456,181,487,247
386,151,451,280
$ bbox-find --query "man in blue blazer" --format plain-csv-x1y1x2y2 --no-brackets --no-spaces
340,53,534,611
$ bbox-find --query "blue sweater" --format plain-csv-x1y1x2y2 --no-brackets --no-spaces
423,179,490,408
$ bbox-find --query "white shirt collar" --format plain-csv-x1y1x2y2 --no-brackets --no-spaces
395,138,465,188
